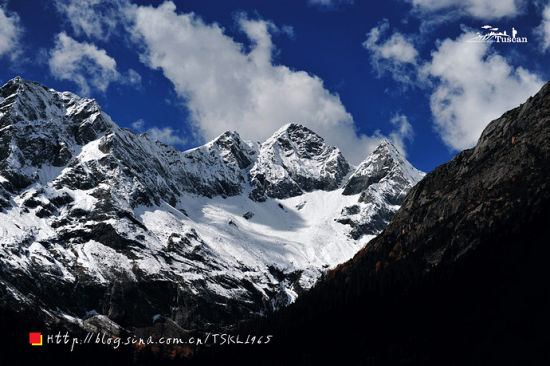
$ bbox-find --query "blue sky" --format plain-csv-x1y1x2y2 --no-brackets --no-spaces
1,0,549,171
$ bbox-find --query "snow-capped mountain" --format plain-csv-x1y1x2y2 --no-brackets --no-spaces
0,77,423,332
249,123,350,201
338,139,425,238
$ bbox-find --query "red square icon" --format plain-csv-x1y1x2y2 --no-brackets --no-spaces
29,332,43,346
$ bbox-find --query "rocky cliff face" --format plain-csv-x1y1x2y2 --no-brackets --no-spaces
354,80,550,272
0,77,422,335
0,77,113,208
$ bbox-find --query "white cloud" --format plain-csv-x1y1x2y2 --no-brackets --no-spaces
280,25,295,39
364,23,542,152
421,32,543,150
53,0,128,40
0,6,22,59
48,32,141,95
131,118,145,131
130,118,186,146
48,33,119,95
404,0,524,19
121,68,142,87
363,19,419,85
389,114,414,156
535,4,550,52
129,1,390,163
147,127,186,146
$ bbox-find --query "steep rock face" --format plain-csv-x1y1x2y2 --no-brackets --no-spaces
56,129,259,208
337,139,424,238
249,123,350,201
0,77,112,208
0,77,259,211
361,82,550,271
177,131,259,198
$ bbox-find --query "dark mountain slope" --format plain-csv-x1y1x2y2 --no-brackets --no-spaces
195,82,550,365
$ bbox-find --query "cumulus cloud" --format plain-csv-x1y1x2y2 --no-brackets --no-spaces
363,19,419,85
0,5,22,59
53,0,128,40
129,1,389,163
52,0,408,159
130,118,186,146
363,22,542,151
404,0,524,19
535,4,550,52
48,33,119,95
421,32,543,150
48,32,141,95
389,114,414,156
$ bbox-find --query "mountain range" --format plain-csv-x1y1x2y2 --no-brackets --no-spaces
0,77,424,334
1,77,549,366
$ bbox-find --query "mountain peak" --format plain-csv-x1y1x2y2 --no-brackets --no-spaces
266,123,322,147
0,78,115,198
1,76,57,99
1,76,34,100
212,130,244,145
336,137,424,238
273,122,309,134
3,75,21,88
342,138,424,197
3,75,24,87
199,129,257,171
218,129,241,138
262,122,337,163
371,138,402,157
376,137,394,149
249,123,350,200
0,76,102,121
